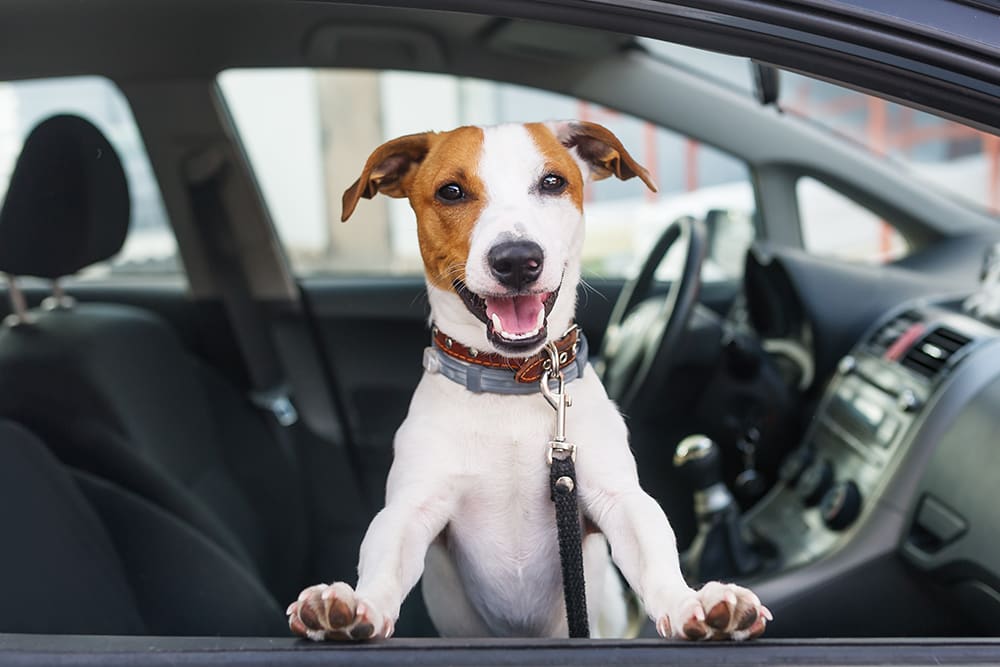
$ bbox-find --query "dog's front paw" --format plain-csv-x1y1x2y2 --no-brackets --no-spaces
287,582,393,641
656,581,772,641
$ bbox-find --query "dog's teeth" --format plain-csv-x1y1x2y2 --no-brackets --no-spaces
491,310,546,341
496,326,542,341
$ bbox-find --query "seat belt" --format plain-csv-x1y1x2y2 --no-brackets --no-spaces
183,149,299,462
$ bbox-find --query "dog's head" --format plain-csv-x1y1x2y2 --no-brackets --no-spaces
342,121,656,356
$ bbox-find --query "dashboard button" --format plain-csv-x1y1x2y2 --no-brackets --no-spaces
796,459,834,507
821,480,862,530
897,388,922,412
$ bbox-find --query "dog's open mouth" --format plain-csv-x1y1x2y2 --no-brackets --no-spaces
455,281,560,352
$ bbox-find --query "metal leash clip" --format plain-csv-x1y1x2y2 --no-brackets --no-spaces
541,337,589,638
540,340,576,465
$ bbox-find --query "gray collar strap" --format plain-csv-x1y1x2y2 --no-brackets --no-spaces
423,332,589,395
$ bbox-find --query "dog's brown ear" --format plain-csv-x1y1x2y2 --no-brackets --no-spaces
548,120,657,193
341,132,434,221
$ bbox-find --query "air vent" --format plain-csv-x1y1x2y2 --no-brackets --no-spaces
900,326,972,379
869,310,922,355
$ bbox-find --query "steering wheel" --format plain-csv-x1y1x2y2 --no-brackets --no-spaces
599,216,707,415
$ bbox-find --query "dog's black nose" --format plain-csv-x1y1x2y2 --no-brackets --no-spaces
488,240,544,290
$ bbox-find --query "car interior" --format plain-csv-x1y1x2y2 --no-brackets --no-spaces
1,0,999,654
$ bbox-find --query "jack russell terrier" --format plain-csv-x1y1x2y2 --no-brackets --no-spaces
287,121,770,641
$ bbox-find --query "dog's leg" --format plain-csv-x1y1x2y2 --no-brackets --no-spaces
584,486,770,640
288,491,455,640
577,417,771,640
289,422,460,641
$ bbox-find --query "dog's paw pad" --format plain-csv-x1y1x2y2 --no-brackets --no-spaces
287,582,388,641
735,605,759,631
655,596,701,640
705,598,734,630
663,582,771,641
682,617,708,640
323,584,356,628
350,622,375,640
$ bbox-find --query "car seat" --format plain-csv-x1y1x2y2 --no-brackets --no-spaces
0,114,311,635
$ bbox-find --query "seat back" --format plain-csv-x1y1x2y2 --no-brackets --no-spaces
0,419,147,635
0,418,288,636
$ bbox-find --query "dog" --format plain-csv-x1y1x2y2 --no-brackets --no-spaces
287,121,771,641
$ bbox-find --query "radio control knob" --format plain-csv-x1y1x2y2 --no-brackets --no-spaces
796,459,834,507
897,388,921,412
821,480,862,530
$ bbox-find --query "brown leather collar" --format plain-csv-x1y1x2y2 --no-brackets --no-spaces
432,325,581,384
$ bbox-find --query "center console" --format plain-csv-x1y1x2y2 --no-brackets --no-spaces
747,301,995,568
741,297,1000,635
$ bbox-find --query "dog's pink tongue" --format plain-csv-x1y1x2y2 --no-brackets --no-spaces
485,294,548,335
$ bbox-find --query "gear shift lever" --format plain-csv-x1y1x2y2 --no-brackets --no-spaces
674,435,733,516
674,434,762,583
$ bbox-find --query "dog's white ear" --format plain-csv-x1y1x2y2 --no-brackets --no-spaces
342,132,434,221
548,120,657,193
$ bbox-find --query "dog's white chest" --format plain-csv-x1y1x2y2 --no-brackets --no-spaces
400,372,569,635
449,440,563,633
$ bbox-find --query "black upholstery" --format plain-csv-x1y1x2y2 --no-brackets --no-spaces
0,303,311,626
0,115,312,636
74,471,287,636
0,114,129,278
0,419,147,635
0,418,288,636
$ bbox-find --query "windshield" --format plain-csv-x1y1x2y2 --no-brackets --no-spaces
642,39,1000,219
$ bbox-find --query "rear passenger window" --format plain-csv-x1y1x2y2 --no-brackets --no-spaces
0,76,180,281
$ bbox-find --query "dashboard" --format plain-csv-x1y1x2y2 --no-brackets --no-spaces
745,294,1000,636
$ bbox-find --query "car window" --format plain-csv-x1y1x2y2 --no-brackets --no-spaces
798,176,908,264
641,39,1000,223
0,76,179,282
217,68,756,283
780,70,999,220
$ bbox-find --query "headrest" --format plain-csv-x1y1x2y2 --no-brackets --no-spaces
0,114,130,279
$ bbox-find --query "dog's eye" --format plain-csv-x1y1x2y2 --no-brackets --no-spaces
436,183,465,202
539,174,566,193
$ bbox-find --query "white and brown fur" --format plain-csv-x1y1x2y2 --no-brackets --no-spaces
287,121,770,641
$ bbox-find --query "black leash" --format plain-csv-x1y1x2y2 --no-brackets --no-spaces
550,456,590,638
540,336,589,638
